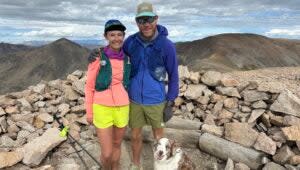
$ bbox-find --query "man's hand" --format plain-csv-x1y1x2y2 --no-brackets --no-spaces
163,101,174,122
88,48,100,63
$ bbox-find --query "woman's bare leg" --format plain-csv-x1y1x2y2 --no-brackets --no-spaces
96,126,113,170
111,126,127,170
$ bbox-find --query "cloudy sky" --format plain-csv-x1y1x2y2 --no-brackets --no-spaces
1,0,300,44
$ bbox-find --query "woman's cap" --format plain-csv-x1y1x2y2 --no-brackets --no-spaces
104,19,126,33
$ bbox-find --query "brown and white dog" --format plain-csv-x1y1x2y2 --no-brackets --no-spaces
153,138,195,170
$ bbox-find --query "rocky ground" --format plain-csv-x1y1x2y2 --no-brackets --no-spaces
0,66,300,170
226,67,300,97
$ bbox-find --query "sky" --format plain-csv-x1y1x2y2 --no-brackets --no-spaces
0,0,300,44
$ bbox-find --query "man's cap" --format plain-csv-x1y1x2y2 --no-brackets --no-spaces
104,19,126,33
136,2,156,18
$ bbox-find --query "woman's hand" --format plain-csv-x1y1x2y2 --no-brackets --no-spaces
86,116,93,124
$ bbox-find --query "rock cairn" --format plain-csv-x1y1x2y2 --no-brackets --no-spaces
0,66,300,169
177,65,300,170
0,70,100,169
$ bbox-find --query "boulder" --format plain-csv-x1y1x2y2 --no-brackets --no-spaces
248,109,265,123
184,84,207,100
71,70,83,78
216,87,241,98
201,124,224,137
252,100,267,109
224,98,239,109
5,106,19,114
283,116,300,126
199,133,266,169
272,145,295,165
234,162,250,170
289,155,300,165
178,65,190,80
270,90,300,118
281,125,300,141
262,162,285,170
224,123,259,147
0,148,24,168
32,83,46,94
22,128,67,166
241,90,269,102
63,85,80,101
72,79,85,95
201,71,222,86
221,76,239,87
0,107,6,116
225,158,234,170
189,71,201,84
37,113,53,123
253,132,277,155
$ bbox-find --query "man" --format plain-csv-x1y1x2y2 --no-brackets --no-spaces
88,2,179,170
124,2,178,170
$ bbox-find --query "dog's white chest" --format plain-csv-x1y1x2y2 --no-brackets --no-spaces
154,151,183,170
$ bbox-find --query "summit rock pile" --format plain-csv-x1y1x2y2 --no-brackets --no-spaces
0,66,300,169
177,66,300,169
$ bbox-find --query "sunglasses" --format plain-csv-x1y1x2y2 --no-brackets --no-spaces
136,16,156,25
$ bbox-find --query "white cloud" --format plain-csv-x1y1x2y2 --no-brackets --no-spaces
11,22,102,42
266,27,300,36
157,7,178,16
18,25,98,37
1,0,300,43
169,28,188,37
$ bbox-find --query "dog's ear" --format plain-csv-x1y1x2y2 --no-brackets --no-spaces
170,140,182,156
169,139,175,146
173,141,181,148
169,139,177,156
170,139,181,148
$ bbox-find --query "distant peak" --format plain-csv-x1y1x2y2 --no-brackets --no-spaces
204,33,267,39
54,38,72,43
50,38,82,48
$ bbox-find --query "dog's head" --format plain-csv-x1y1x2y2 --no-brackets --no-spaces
153,137,181,161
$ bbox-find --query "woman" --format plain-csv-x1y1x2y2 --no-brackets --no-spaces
85,19,130,170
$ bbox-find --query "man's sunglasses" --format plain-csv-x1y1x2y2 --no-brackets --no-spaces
136,16,156,25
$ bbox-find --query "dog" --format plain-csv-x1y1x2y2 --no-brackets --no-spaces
153,137,195,170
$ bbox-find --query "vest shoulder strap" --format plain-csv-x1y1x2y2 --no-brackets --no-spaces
97,47,103,60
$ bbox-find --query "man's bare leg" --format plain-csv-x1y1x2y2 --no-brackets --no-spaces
131,128,143,166
152,128,163,140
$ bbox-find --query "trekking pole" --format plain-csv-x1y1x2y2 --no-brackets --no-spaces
53,114,102,169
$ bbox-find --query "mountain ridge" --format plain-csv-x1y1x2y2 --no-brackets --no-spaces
0,38,90,94
176,33,300,72
0,42,33,56
1,34,300,94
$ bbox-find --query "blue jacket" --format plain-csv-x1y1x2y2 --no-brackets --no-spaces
123,25,179,105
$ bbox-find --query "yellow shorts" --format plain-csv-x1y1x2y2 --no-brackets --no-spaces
92,104,129,129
